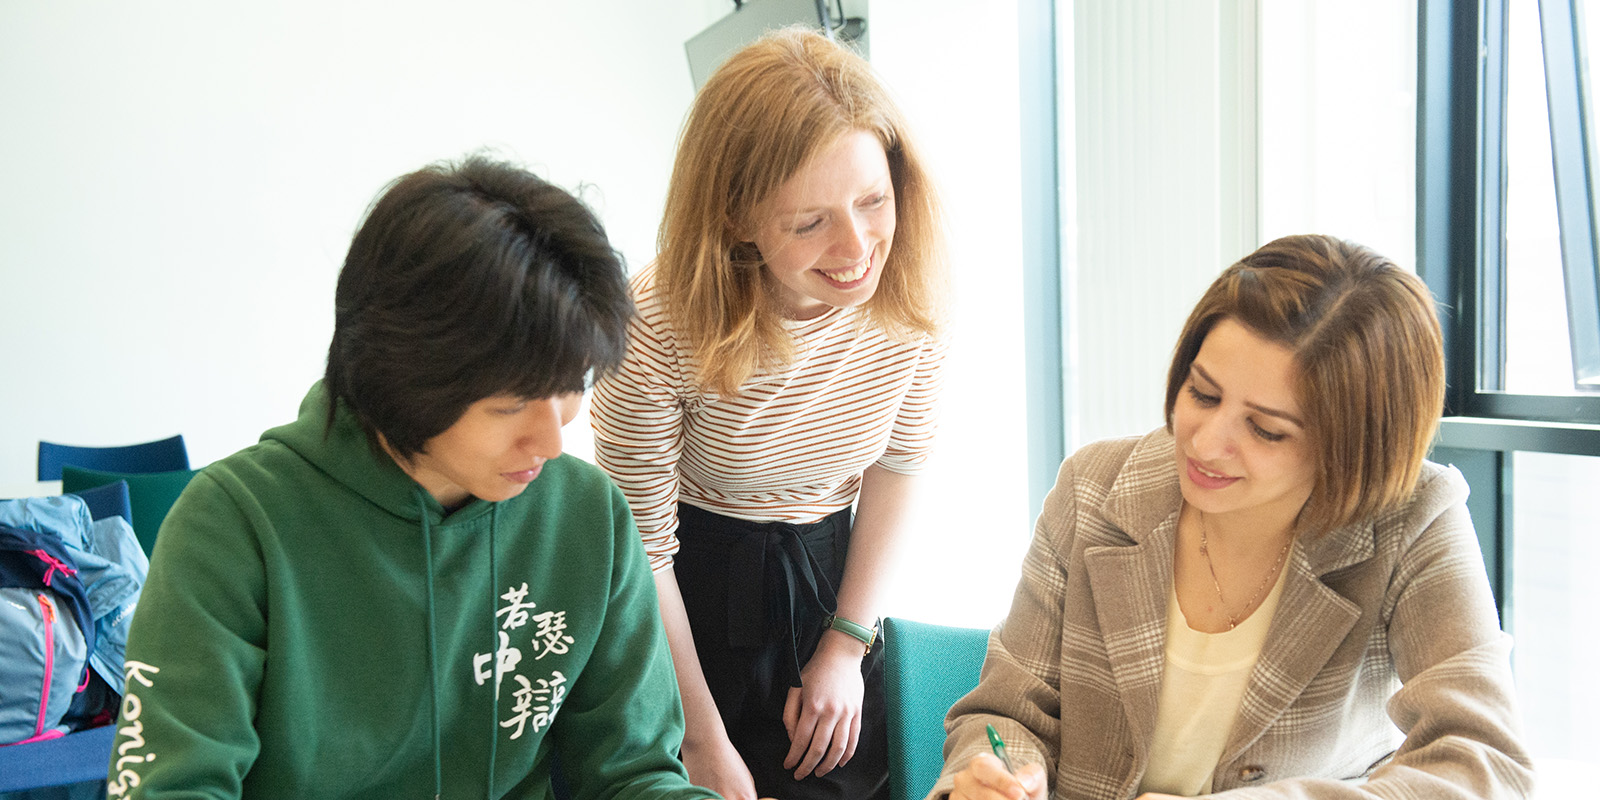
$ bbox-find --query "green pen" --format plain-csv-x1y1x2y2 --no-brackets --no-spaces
985,723,1016,774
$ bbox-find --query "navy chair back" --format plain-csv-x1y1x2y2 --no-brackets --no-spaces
37,435,189,482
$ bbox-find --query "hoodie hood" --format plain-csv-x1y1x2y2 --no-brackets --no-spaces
263,382,494,529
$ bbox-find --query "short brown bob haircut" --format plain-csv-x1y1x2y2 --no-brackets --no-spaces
1163,234,1446,536
657,26,949,394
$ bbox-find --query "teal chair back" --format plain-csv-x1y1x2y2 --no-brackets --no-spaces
60,466,199,558
883,617,991,800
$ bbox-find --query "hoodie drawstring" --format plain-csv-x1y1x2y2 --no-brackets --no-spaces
486,502,500,798
417,491,443,800
418,493,503,800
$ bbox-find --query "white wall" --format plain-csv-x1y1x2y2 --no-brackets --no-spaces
0,0,1028,628
1067,0,1260,450
1065,0,1418,459
871,1,1029,628
0,0,720,489
1258,0,1416,263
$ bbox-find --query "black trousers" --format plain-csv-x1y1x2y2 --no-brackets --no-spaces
673,502,889,800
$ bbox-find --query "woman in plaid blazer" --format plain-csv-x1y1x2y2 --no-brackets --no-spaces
935,235,1534,800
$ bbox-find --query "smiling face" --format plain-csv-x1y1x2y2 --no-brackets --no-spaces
752,128,896,320
396,392,583,509
1172,318,1317,530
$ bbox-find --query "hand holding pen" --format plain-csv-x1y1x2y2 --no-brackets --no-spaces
948,724,1047,800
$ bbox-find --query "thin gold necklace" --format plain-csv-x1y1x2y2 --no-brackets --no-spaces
1197,512,1291,630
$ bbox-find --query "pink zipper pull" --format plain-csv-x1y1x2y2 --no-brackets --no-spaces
26,549,78,587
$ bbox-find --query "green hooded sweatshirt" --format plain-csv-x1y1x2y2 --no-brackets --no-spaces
107,384,713,800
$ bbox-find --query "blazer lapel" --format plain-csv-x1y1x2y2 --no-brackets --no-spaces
1086,432,1184,763
1221,521,1372,761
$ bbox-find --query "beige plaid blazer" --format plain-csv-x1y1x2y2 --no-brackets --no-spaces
932,430,1534,799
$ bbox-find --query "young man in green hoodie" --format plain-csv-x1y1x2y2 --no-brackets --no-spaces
107,157,722,799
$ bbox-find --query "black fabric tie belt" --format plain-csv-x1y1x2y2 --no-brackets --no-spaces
679,504,849,690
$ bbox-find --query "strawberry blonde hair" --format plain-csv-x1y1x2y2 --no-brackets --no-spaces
657,27,949,393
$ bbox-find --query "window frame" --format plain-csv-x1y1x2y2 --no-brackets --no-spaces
1021,0,1066,522
1418,0,1600,620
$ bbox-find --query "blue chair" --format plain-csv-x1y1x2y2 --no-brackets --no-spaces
883,617,991,800
60,466,198,558
0,724,116,796
37,435,189,482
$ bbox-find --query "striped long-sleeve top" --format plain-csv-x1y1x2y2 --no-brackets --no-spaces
590,265,948,573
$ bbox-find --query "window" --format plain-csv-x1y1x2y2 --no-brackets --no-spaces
1419,0,1600,788
1502,0,1600,397
1546,0,1600,390
1504,0,1573,395
1508,451,1600,766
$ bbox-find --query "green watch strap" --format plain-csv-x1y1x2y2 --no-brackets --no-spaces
827,614,878,651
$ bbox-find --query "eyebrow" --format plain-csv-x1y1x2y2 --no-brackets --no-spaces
774,177,894,219
1191,363,1305,427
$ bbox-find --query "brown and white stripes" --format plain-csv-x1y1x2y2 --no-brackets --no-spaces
591,265,947,573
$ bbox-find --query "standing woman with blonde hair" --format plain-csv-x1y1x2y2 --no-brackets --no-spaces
592,27,950,800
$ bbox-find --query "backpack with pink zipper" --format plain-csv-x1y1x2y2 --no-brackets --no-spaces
0,523,97,746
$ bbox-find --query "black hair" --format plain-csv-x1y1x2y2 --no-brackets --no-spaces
324,155,633,460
